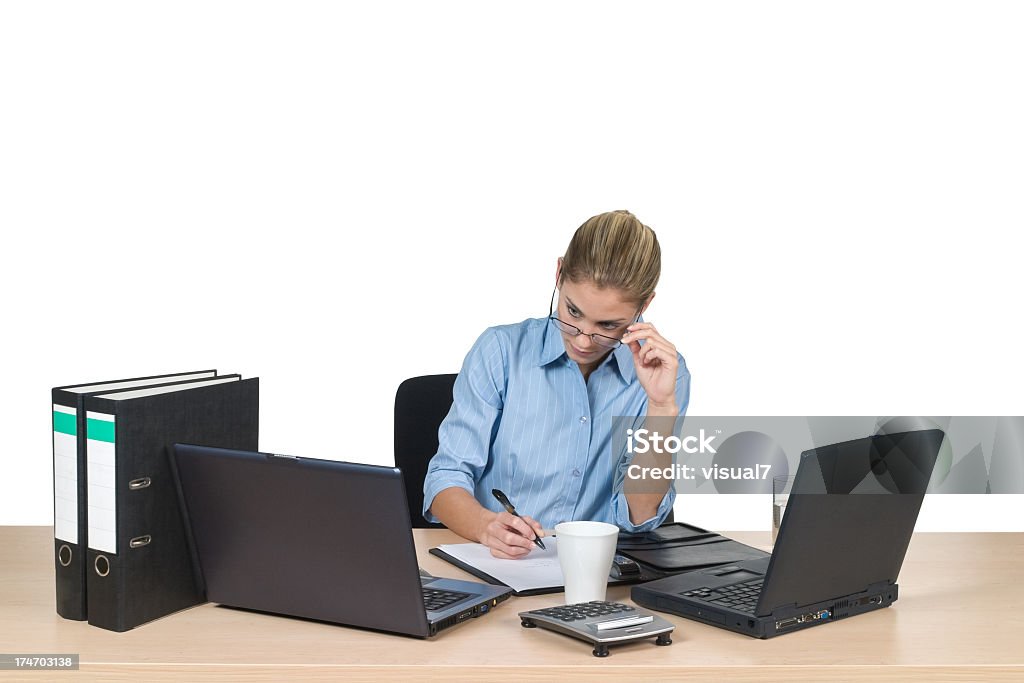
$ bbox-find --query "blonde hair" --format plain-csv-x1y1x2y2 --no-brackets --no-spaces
559,210,661,307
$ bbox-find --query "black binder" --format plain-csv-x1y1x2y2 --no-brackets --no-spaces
50,370,218,621
82,375,259,632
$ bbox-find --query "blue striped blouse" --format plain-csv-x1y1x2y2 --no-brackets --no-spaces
423,314,691,532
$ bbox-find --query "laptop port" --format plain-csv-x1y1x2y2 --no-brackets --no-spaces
778,610,830,630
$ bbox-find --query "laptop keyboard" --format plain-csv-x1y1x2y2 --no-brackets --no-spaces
680,578,763,614
422,587,471,612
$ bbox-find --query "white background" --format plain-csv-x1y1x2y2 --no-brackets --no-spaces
2,1,1021,531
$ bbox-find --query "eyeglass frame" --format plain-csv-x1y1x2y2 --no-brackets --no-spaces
547,286,643,350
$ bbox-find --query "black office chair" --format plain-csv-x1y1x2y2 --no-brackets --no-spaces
394,374,458,528
394,373,675,528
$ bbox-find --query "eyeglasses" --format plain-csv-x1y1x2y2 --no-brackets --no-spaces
548,287,641,350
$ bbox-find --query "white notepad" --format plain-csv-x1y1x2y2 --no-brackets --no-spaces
435,539,566,593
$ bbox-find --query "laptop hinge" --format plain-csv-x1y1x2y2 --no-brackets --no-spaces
766,603,799,618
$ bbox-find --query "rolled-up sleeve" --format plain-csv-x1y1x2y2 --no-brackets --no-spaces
422,328,507,523
611,355,691,533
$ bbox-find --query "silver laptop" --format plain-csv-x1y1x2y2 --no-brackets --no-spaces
171,444,512,637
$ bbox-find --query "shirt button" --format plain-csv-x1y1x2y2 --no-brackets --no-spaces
579,416,588,423
572,468,581,477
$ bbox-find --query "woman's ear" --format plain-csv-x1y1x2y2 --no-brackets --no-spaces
640,292,656,317
555,257,563,287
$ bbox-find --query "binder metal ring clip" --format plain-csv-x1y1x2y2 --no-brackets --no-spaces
129,535,152,549
58,544,73,567
95,555,110,577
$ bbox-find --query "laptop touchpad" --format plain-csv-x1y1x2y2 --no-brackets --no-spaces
712,569,762,582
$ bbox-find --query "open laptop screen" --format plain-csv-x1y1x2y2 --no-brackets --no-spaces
171,445,433,637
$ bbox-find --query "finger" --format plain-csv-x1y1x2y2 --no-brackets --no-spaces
494,516,536,548
625,322,658,339
486,526,533,556
638,350,663,370
638,341,664,363
622,326,651,341
647,343,678,365
622,328,673,350
641,343,677,368
502,513,539,540
495,511,525,532
488,543,530,559
496,511,516,525
622,332,665,349
502,527,536,550
520,516,544,537
637,337,674,357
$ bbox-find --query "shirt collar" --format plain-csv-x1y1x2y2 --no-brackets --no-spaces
538,314,637,385
611,342,635,384
538,316,567,367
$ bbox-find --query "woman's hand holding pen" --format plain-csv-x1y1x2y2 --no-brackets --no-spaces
621,322,679,413
478,510,545,559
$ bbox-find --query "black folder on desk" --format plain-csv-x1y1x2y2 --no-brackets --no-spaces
50,370,219,621
615,523,769,578
82,375,259,632
429,522,768,595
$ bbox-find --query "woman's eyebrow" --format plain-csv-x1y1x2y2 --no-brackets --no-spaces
565,296,628,325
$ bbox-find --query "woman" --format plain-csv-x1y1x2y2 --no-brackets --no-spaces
424,210,690,558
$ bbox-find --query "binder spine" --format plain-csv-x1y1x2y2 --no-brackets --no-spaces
52,391,87,620
84,397,128,631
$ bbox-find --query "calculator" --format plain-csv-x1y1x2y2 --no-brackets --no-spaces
519,601,675,657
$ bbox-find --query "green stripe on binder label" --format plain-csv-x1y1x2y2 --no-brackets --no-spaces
86,418,115,443
53,411,77,436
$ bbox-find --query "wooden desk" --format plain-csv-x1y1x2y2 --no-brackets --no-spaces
2,527,1022,681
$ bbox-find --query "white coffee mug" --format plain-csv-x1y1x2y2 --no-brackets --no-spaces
555,521,619,604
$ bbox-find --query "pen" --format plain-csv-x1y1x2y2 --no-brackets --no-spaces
491,488,546,550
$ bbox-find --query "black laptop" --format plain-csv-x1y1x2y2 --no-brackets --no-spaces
632,428,944,638
170,444,512,637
